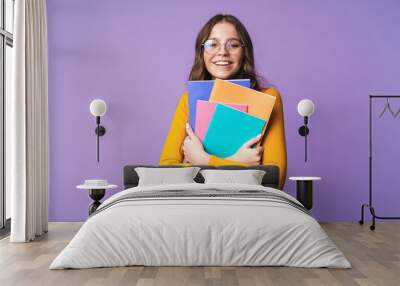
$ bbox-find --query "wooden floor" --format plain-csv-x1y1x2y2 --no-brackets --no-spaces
0,222,399,286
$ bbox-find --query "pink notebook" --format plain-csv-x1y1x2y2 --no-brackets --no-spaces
195,100,248,141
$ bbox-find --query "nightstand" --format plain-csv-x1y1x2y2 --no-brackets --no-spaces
77,180,117,215
289,177,322,210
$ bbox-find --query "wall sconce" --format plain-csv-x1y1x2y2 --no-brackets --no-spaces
297,99,315,162
89,99,107,162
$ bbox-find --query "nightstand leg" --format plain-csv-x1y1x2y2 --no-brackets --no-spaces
296,181,313,210
88,189,105,215
89,201,102,216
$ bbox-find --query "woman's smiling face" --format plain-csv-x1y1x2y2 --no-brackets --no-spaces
203,21,243,80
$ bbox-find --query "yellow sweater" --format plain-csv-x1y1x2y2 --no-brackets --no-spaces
159,87,287,189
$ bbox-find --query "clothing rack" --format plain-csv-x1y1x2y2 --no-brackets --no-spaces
359,95,400,230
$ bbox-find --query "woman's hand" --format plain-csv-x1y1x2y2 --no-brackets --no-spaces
182,123,210,165
227,134,263,165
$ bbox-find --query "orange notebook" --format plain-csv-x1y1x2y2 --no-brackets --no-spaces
209,79,276,126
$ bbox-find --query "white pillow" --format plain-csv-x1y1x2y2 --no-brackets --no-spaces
135,167,201,186
200,169,266,185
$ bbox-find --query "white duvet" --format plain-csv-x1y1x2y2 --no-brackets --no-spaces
50,183,351,269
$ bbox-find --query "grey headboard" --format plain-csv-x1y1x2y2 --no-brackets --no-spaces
124,165,280,189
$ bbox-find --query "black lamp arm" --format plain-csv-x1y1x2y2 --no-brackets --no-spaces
94,116,106,162
297,116,310,162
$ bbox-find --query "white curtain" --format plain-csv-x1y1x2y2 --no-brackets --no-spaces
7,0,49,242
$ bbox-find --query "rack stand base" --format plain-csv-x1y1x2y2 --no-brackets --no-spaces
359,203,400,231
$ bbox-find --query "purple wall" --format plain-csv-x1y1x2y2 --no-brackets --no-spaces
47,0,400,222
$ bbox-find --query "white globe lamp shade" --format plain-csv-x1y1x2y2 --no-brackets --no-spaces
90,99,107,117
297,99,315,117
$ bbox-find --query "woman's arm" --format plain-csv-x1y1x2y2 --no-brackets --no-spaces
159,92,192,166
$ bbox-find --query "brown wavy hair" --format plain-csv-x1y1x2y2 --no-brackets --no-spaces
189,14,261,90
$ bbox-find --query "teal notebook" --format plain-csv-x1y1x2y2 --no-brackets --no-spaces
203,104,266,158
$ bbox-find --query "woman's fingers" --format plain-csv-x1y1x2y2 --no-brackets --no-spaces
183,136,190,142
182,136,190,152
243,134,262,148
185,123,195,139
252,149,262,161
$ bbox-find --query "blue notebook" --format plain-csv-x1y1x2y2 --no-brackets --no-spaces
187,79,251,130
203,103,266,158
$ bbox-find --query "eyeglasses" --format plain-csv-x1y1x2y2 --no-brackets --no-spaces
201,38,244,55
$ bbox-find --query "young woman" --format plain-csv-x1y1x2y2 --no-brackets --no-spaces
159,14,287,189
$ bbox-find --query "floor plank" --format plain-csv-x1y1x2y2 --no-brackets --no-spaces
0,222,399,286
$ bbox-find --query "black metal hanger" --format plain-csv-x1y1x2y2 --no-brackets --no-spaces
378,98,400,118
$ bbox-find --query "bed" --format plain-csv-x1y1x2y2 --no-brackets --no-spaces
50,165,350,269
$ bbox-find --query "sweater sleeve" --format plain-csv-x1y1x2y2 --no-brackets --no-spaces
159,91,192,166
260,88,287,190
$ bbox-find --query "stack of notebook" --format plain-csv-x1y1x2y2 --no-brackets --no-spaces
187,78,276,158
